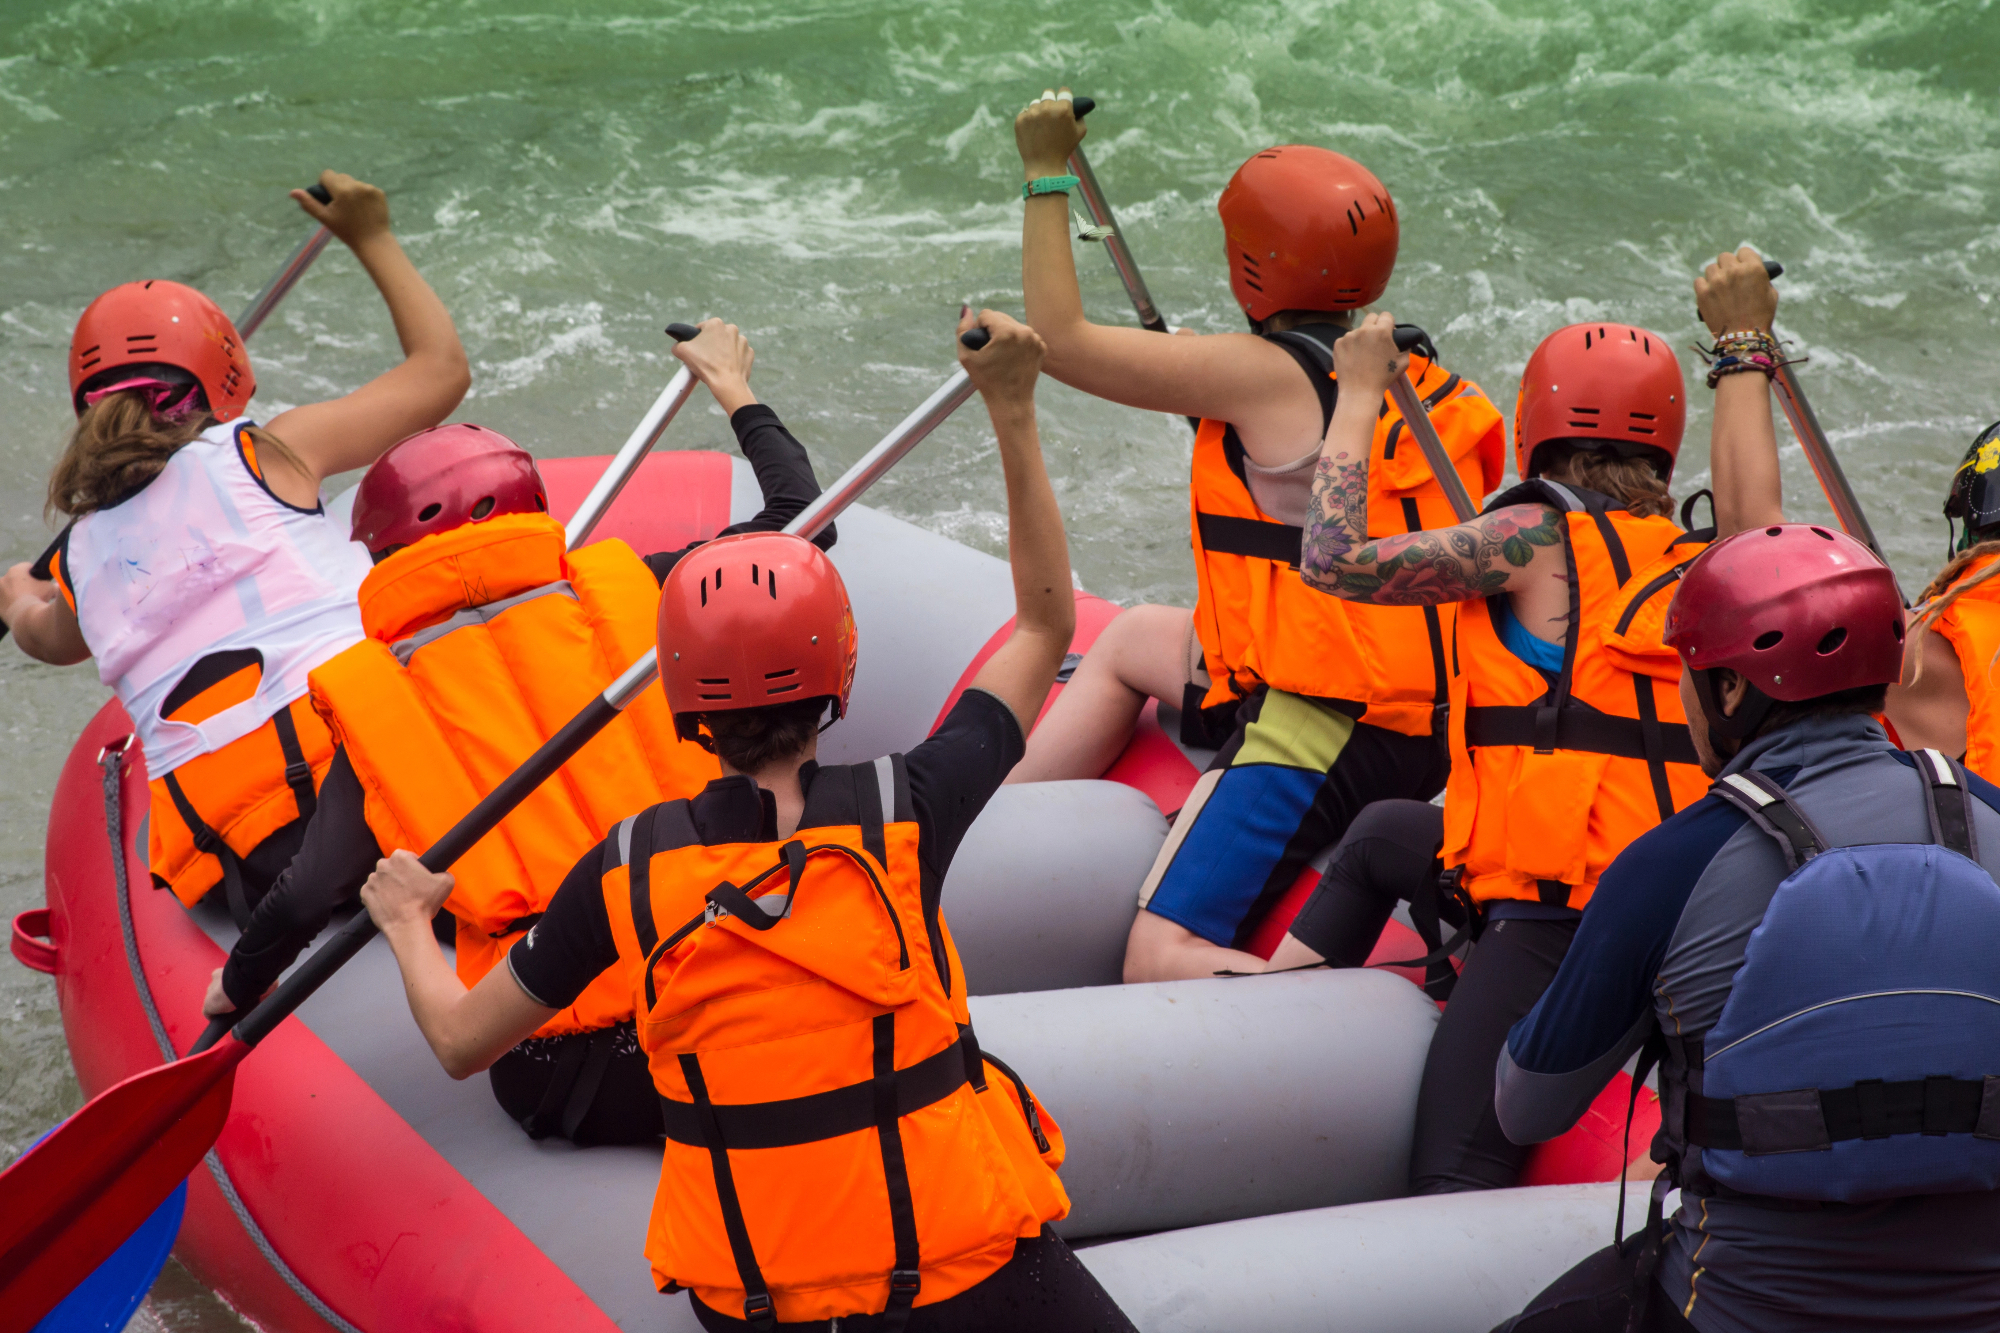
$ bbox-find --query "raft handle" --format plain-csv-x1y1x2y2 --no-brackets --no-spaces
11,909,57,974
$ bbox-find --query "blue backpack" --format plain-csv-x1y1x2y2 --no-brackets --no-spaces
1691,750,2000,1203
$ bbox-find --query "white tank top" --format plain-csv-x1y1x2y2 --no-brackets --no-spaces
66,421,371,776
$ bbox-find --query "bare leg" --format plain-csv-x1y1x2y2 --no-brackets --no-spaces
1266,933,1326,971
1007,603,1203,784
1122,910,1269,982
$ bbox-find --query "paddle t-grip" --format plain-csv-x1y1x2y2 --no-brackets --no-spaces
665,323,701,342
305,183,332,205
1071,96,1096,119
960,327,992,351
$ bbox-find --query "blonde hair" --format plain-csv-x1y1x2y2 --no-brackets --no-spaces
1544,450,1674,520
48,391,304,519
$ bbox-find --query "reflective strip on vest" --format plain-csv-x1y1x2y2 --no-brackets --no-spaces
1440,481,1708,910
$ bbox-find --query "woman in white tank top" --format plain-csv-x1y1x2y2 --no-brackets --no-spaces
0,170,469,923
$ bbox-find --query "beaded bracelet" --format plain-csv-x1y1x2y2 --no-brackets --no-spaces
1699,329,1785,388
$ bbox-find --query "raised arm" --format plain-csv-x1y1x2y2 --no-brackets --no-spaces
263,171,471,487
1012,91,1308,451
958,308,1076,731
1695,247,1787,539
1300,313,1563,605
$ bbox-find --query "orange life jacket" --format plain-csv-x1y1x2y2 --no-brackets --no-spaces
308,512,718,1036
148,686,335,913
605,761,1068,1325
1190,341,1506,737
1928,551,2000,783
1441,482,1709,910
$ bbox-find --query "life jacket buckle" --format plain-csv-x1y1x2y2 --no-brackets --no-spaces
741,1292,775,1329
890,1268,922,1296
284,759,314,788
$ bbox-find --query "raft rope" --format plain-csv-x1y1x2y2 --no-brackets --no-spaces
102,738,367,1333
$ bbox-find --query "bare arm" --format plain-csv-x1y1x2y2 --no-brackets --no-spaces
262,171,471,491
1695,246,1787,538
2,563,90,664
1300,312,1566,605
361,850,554,1078
957,308,1076,732
1013,91,1312,463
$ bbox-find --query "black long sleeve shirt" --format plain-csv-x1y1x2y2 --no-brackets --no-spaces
220,404,832,1008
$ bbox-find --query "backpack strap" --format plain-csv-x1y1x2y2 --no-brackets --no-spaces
1710,770,1829,870
1915,748,1979,860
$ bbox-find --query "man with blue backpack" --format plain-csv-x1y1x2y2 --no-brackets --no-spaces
1490,520,2000,1332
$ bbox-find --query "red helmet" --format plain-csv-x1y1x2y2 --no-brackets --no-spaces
69,280,254,422
1664,523,1904,738
349,424,547,557
1514,323,1685,482
658,532,856,741
1217,147,1398,323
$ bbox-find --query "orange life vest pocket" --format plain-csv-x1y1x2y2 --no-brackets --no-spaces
1502,748,1611,887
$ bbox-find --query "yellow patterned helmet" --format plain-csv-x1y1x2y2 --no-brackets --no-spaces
1945,421,2000,554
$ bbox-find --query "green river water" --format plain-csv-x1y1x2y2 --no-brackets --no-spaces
2,0,1997,1325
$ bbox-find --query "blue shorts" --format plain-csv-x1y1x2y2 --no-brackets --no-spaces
1139,688,1448,949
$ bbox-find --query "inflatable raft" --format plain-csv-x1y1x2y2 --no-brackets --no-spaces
15,449,1654,1330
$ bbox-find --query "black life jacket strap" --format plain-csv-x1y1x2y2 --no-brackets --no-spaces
872,1013,923,1331
1687,1074,2000,1152
679,1050,778,1330
1709,771,1828,870
1193,511,1303,566
162,769,251,930
1462,705,1699,766
268,703,318,824
517,1024,622,1143
976,1048,1054,1154
659,1034,968,1149
1372,865,1479,1000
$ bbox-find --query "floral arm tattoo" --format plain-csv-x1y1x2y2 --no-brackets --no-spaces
1301,445,1565,605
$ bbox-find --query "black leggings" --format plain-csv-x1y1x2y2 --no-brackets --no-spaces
689,1226,1137,1332
487,1022,664,1147
1287,800,1580,1194
1491,1241,1696,1333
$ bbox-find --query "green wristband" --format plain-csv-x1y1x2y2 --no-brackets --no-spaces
1022,175,1080,201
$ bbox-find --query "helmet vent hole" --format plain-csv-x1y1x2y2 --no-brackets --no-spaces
535,494,547,511
417,503,443,522
768,570,778,599
1816,627,1848,655
1584,330,1591,349
697,677,730,686
470,496,496,520
1754,630,1784,650
1766,527,1784,537
751,563,760,585
767,683,801,695
765,668,797,679
1347,207,1359,235
1811,527,1835,540
700,579,707,607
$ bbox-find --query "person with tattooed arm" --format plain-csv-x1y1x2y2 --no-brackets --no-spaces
1258,308,1761,1193
1006,88,1505,984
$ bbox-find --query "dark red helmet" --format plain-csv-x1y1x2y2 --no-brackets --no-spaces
658,532,856,742
1217,146,1398,323
69,280,254,422
349,424,547,558
1514,323,1685,483
1665,523,1904,739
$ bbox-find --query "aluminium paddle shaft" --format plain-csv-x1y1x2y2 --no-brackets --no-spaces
1066,98,1167,335
204,356,978,1055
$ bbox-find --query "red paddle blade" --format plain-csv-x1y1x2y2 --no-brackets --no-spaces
0,1036,248,1333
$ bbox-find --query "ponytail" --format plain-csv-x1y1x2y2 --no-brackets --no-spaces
1903,541,2000,685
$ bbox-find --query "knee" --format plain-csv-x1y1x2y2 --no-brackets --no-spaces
1344,797,1444,848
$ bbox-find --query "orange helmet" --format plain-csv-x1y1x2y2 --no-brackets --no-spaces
657,532,856,743
1217,147,1399,323
68,280,253,422
1513,323,1685,483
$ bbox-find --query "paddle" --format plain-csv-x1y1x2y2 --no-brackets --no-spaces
562,322,705,547
1387,325,1479,523
0,345,983,1330
1064,97,1168,334
3,183,336,646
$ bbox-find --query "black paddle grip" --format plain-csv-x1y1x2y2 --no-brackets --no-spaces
665,323,701,342
306,183,332,205
1071,96,1096,120
960,327,992,351
1694,258,1786,321
1394,324,1437,360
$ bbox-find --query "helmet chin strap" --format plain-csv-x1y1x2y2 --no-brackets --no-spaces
1691,668,1776,756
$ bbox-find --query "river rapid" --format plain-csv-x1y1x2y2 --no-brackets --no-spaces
3,0,1997,1325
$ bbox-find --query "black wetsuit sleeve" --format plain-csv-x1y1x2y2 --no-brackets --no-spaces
641,403,835,584
220,748,382,1009
505,842,620,1010
904,688,1026,891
